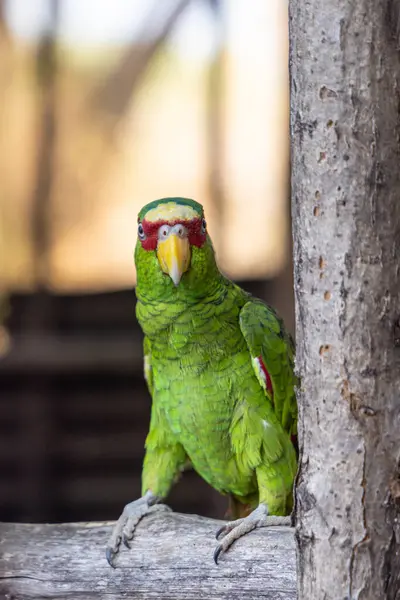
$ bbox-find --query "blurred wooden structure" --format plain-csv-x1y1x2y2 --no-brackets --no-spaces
0,0,290,292
0,0,293,527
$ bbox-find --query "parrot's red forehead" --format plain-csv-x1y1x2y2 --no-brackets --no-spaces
139,218,206,251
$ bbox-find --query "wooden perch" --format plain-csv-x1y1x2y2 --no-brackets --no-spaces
0,509,296,599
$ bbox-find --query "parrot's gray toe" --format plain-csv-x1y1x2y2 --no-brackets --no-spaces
212,522,254,564
213,504,289,564
215,518,245,541
105,491,162,567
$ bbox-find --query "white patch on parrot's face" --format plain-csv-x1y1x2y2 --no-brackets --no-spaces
145,202,199,222
262,419,271,429
157,223,189,241
252,357,267,391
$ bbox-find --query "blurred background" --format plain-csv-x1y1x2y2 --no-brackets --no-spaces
0,0,292,523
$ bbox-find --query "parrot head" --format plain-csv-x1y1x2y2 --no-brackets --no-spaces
135,197,219,296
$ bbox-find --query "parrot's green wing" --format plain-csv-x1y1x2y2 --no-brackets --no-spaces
143,336,153,396
239,299,297,437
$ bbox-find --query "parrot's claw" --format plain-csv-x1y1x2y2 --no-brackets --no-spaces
106,546,117,568
106,490,163,567
213,544,223,565
213,504,291,564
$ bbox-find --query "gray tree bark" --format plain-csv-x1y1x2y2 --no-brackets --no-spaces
0,511,296,600
290,0,400,598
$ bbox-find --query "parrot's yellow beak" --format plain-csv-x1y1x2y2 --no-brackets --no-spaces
157,233,191,286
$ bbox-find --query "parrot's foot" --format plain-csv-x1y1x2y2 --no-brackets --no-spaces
213,503,291,564
106,490,167,567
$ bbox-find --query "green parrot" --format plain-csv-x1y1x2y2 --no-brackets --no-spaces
106,197,297,566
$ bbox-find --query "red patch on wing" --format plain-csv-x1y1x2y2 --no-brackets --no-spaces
139,218,206,251
258,355,273,398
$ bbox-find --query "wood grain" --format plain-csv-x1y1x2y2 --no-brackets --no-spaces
0,509,296,599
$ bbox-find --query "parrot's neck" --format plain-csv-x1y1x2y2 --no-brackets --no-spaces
135,271,238,341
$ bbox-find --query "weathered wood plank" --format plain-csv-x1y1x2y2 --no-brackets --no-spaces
0,510,296,599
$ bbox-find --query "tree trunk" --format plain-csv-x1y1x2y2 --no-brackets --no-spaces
290,1,400,598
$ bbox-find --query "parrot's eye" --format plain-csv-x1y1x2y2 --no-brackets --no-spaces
171,223,187,238
201,218,207,234
159,225,170,239
138,223,146,240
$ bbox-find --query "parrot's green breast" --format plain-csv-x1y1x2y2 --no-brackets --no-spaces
137,281,280,501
